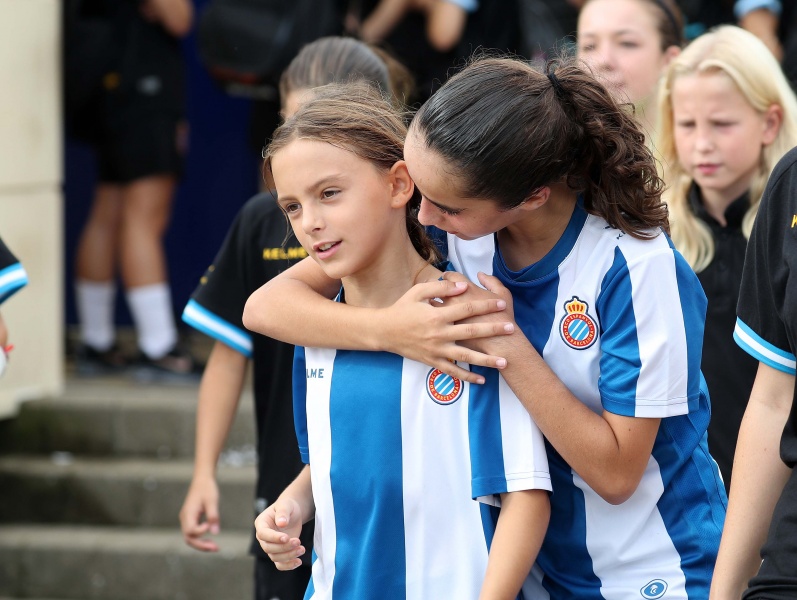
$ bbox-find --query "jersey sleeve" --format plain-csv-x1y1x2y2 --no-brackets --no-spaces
0,237,28,305
734,155,797,375
293,346,310,463
468,365,551,506
445,0,479,11
181,203,256,357
596,242,707,418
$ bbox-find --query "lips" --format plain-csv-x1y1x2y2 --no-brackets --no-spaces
312,241,341,259
696,163,720,176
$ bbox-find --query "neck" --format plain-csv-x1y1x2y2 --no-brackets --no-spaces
340,234,439,309
497,183,578,271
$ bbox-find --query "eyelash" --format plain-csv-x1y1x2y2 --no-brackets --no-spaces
437,205,461,216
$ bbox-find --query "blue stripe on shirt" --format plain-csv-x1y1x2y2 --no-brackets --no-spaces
468,365,507,499
329,351,406,599
734,318,797,374
0,263,28,305
596,248,642,416
181,299,253,358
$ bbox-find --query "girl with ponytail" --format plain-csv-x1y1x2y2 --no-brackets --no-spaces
245,56,726,597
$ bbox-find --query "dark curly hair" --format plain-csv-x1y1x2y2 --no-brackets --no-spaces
411,56,669,239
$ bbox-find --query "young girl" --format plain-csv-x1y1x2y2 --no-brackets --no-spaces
255,83,551,600
179,37,417,600
709,149,797,599
577,0,682,139
658,25,797,490
244,56,728,598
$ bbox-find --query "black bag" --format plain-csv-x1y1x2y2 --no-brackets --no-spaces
197,0,342,86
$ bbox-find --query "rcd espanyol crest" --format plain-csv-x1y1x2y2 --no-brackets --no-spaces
426,368,463,405
560,296,598,350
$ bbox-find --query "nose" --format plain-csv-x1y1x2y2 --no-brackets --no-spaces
417,197,439,228
301,204,323,235
694,125,715,153
593,45,615,72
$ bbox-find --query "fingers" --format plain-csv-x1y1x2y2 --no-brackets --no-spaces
255,522,305,570
180,517,220,552
476,272,508,297
409,278,469,301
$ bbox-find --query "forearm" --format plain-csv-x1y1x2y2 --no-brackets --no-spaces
739,8,782,60
426,2,467,52
498,334,657,504
243,258,381,350
192,343,248,480
361,0,412,42
279,465,315,523
143,0,193,37
710,366,793,598
0,312,7,348
480,490,549,600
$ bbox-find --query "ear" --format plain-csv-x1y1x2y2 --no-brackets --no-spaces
518,186,552,211
388,160,415,208
761,104,783,146
662,45,681,68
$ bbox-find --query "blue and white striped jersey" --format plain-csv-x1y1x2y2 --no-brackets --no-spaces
433,200,727,599
294,346,551,600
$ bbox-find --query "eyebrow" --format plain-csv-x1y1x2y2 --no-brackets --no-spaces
276,174,345,203
413,182,462,213
427,198,463,214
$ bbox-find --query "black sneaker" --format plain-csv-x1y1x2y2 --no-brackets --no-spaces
74,343,130,376
132,346,204,384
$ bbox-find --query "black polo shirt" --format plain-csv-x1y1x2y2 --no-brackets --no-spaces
182,193,313,560
688,184,758,489
735,147,797,599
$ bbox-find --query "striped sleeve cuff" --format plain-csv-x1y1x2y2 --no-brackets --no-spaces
181,299,253,358
0,263,28,304
734,317,796,375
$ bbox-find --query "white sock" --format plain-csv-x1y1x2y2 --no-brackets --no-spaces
76,280,116,351
126,283,178,359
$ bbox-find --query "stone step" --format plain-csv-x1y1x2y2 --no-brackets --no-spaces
0,378,259,458
0,456,257,530
0,525,254,600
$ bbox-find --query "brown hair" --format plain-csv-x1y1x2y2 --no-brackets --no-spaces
264,83,439,263
411,56,669,238
581,0,684,50
279,37,414,108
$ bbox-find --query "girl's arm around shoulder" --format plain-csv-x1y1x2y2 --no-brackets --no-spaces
255,465,315,571
479,490,550,600
710,363,795,599
242,257,512,384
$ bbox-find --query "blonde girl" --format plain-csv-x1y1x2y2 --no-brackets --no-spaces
658,24,797,488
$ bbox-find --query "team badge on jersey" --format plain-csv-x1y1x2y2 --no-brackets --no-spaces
640,579,667,599
560,296,598,350
426,368,463,405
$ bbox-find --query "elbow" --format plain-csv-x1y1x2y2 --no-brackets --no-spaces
428,34,458,53
242,295,261,334
594,474,642,506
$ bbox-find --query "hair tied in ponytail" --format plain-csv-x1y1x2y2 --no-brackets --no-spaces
546,70,566,99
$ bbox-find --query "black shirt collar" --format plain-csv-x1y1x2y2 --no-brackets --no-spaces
688,183,749,230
